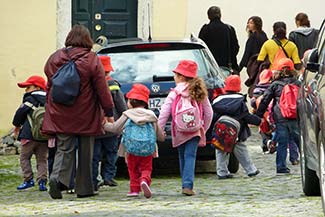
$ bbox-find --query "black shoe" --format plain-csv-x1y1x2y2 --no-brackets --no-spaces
217,174,233,179
49,178,62,199
276,168,290,175
248,170,260,177
77,192,98,198
104,179,118,187
262,144,268,153
93,184,99,193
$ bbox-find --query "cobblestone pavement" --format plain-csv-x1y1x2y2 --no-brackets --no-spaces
0,128,323,217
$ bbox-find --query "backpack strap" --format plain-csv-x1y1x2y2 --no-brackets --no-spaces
272,39,289,58
24,101,37,110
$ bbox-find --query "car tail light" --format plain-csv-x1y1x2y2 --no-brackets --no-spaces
133,43,171,49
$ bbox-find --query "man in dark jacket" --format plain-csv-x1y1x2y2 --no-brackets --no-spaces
210,75,261,179
199,6,240,74
256,58,300,175
13,75,48,191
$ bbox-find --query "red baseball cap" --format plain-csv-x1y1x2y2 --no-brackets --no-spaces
17,75,46,90
173,60,198,78
99,56,114,72
126,84,150,104
258,69,273,84
224,75,241,92
275,58,294,71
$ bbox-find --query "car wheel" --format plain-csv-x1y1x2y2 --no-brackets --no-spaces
228,153,239,173
300,131,320,196
318,134,325,214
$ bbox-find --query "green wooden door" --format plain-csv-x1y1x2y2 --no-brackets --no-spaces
72,0,137,40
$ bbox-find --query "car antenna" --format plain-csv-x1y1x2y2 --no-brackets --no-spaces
148,3,152,42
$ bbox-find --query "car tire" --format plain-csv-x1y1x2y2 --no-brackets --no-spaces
318,133,325,214
228,153,239,173
300,132,320,196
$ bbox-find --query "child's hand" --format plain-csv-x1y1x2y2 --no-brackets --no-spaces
13,126,20,139
106,116,114,123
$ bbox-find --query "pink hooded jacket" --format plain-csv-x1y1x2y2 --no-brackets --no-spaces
158,82,213,148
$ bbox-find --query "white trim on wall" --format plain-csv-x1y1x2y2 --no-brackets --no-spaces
138,0,153,40
57,0,71,49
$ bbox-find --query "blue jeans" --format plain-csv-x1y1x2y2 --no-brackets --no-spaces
275,121,300,172
289,142,299,163
92,136,118,185
177,136,199,189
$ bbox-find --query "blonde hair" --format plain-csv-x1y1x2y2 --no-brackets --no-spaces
186,77,208,102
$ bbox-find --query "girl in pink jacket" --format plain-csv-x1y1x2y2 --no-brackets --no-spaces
158,60,213,196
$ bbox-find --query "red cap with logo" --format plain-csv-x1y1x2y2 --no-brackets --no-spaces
17,75,46,90
173,60,198,78
126,83,150,104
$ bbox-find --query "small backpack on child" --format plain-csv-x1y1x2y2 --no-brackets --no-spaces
211,115,241,153
24,102,48,141
171,94,203,133
121,119,157,156
274,81,299,119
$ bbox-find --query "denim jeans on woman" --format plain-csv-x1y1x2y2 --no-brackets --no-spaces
275,120,300,172
177,136,199,190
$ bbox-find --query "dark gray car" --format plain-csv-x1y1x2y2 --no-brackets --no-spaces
297,19,325,214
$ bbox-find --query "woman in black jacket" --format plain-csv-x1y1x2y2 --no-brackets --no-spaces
239,16,268,71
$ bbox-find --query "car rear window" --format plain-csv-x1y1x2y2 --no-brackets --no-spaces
101,48,214,84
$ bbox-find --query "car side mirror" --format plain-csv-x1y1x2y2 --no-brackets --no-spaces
305,48,320,72
306,62,320,72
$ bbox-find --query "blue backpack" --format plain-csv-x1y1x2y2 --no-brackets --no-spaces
51,49,81,106
121,119,156,156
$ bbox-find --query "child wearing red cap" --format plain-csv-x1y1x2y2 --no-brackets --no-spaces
92,56,127,190
12,75,48,191
256,58,300,174
250,69,274,153
158,60,213,196
104,84,165,198
211,75,261,179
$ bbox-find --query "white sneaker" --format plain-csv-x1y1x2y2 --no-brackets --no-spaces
126,192,139,197
141,181,152,198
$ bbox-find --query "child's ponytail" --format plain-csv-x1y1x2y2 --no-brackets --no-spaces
187,77,208,102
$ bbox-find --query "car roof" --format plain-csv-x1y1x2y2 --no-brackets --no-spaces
97,38,207,54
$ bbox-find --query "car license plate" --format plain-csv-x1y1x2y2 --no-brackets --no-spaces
149,98,165,110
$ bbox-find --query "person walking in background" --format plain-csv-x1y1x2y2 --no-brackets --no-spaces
256,58,300,175
92,56,127,191
12,75,48,191
239,16,268,97
211,75,261,179
289,12,319,59
199,6,240,74
104,84,165,198
43,24,114,199
158,60,213,196
239,16,268,72
257,21,302,70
